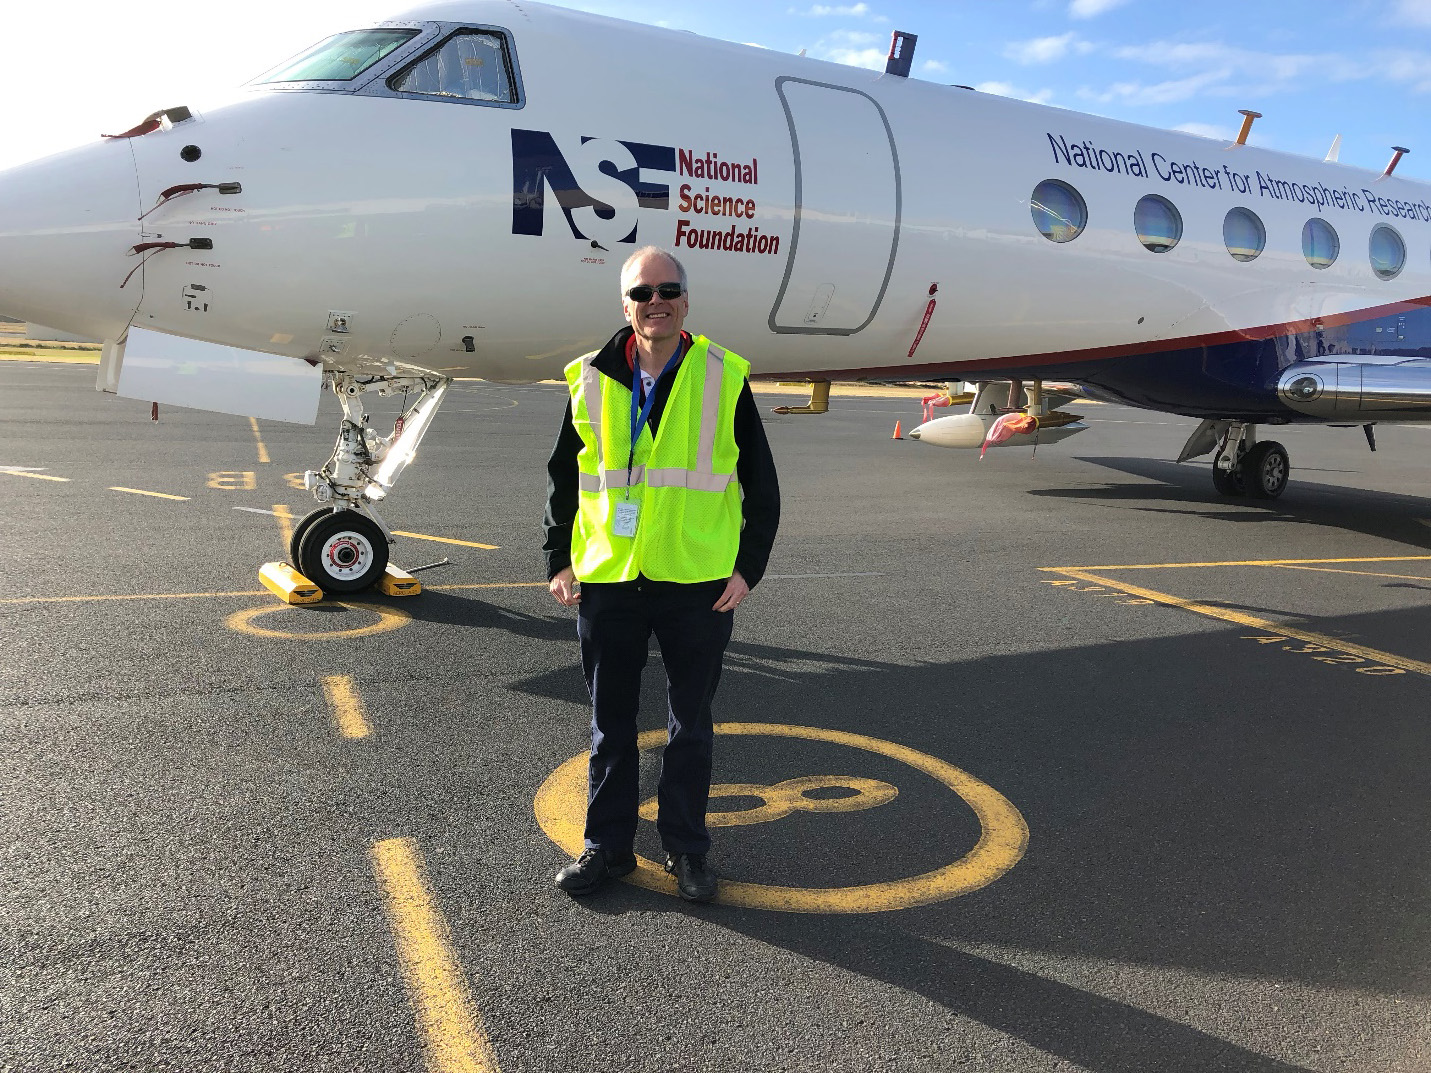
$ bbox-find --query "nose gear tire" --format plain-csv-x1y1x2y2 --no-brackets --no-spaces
289,506,333,569
297,510,389,594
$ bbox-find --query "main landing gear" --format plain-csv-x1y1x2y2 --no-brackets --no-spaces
292,372,449,593
1208,422,1290,499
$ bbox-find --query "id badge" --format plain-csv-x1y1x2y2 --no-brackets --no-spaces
613,501,639,537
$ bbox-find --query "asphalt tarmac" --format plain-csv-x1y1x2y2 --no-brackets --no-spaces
2,361,1429,1073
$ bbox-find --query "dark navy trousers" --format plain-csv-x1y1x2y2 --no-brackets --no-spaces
577,578,733,856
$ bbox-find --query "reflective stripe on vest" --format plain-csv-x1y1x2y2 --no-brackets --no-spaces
577,468,736,493
575,341,733,494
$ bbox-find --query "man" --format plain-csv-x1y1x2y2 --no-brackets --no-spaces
543,246,780,902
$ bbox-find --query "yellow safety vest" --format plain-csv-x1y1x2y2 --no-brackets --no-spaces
565,334,750,583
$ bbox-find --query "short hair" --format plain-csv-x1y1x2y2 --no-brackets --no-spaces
619,246,688,296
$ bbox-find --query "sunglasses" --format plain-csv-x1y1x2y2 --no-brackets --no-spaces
625,282,684,303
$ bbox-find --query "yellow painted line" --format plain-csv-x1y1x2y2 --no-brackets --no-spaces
536,723,1027,914
249,417,271,464
393,531,499,550
225,601,411,640
370,838,500,1073
322,674,372,739
0,590,267,605
1046,567,1431,677
0,581,545,605
1,470,70,482
109,486,190,501
431,582,547,591
1272,564,1431,582
1057,555,1431,571
273,504,295,553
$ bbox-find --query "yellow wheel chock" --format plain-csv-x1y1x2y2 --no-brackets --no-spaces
377,564,422,597
259,562,323,605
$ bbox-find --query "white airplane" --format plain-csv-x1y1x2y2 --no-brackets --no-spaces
3,0,1431,593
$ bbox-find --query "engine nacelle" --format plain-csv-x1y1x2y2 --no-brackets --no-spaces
1278,361,1431,420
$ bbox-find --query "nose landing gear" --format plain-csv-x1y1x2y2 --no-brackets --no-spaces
285,372,449,594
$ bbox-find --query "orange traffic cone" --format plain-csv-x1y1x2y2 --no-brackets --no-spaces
892,420,903,440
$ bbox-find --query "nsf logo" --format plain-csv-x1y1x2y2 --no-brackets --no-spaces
510,129,675,250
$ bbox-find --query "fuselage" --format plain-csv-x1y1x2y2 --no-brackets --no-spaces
1,0,1429,421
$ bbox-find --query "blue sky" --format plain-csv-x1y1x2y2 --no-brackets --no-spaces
2,0,1429,181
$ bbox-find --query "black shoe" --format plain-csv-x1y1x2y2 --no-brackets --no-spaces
555,848,636,895
665,852,718,902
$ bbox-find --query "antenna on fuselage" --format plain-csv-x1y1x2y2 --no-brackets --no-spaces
885,31,917,77
1234,109,1261,145
1324,134,1342,163
1383,146,1410,178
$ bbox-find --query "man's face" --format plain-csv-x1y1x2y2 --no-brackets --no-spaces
621,253,688,348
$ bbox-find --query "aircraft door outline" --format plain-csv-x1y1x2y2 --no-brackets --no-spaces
769,77,902,336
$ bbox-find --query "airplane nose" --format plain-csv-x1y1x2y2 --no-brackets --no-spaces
0,140,142,340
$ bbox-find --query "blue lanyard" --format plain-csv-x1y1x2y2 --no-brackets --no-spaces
627,338,684,487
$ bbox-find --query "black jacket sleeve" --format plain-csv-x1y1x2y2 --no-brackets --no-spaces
732,382,780,588
541,398,582,580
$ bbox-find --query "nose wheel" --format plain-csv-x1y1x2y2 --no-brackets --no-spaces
294,509,390,594
289,506,329,569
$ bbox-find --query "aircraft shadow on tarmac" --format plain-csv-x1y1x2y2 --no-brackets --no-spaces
504,617,1429,1073
1034,457,1431,551
396,590,574,644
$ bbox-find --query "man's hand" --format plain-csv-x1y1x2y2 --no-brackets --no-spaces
549,567,581,607
713,570,749,612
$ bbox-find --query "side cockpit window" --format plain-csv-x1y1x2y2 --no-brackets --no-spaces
255,29,421,84
390,31,518,104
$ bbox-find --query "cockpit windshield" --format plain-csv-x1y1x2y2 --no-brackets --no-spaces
254,29,421,83
389,31,516,102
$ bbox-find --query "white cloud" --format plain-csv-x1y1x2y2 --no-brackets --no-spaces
921,58,949,73
808,28,888,68
1080,69,1230,106
1392,0,1431,26
820,46,888,69
1004,32,1093,64
975,81,1056,105
793,3,870,14
1377,49,1431,92
1069,0,1131,18
1084,39,1367,106
823,28,880,45
1174,121,1235,140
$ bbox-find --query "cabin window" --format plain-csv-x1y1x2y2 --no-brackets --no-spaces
1369,225,1405,280
255,29,421,83
1301,218,1339,270
1223,207,1265,262
1134,195,1181,253
1030,180,1087,243
390,30,517,103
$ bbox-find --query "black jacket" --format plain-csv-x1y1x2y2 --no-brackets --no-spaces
542,327,780,587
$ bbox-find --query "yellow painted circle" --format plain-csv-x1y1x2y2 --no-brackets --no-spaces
533,722,1028,914
225,601,412,640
